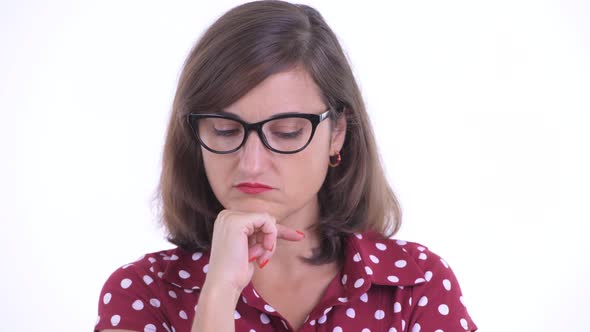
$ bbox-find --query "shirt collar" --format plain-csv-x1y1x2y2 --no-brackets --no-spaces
159,231,427,292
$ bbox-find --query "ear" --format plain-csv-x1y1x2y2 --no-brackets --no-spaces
330,112,347,153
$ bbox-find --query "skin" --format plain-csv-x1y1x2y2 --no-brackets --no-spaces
101,66,347,332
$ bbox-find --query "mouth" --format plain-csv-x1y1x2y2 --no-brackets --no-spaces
235,182,273,194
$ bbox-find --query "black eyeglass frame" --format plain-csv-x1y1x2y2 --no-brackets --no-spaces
187,108,336,154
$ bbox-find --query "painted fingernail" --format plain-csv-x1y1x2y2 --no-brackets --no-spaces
259,259,269,269
296,230,305,237
248,256,257,263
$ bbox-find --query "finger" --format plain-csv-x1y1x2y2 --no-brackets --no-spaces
256,249,273,268
277,224,306,241
248,243,265,262
250,214,277,251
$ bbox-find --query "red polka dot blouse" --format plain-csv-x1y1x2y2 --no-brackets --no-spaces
95,232,477,331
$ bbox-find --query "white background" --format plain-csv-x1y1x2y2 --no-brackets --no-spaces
1,1,589,331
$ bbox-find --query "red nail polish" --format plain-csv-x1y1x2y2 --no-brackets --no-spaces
259,259,269,269
248,256,257,263
296,230,305,237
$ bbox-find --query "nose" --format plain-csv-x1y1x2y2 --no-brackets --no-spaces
237,130,271,175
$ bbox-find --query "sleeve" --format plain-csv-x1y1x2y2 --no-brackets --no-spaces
94,264,170,332
407,245,478,332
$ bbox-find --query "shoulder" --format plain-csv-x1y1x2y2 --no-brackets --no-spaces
349,232,478,331
95,247,208,331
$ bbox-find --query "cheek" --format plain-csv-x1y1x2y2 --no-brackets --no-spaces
202,152,230,196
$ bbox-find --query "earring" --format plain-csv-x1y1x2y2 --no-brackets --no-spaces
329,151,342,167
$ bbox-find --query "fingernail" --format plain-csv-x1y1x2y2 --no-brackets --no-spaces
248,256,257,263
259,259,269,269
296,230,305,237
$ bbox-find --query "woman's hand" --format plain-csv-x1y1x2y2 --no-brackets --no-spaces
203,209,304,299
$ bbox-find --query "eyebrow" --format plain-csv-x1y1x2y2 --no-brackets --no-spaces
217,110,313,121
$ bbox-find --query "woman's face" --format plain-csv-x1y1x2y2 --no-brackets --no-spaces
201,67,346,224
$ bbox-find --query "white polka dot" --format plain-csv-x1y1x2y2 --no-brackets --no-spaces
281,320,288,329
354,278,365,288
121,278,132,289
234,310,241,319
418,253,427,260
318,315,327,324
338,297,348,303
438,304,449,315
122,263,133,269
387,275,399,283
333,327,343,332
396,240,407,246
394,260,407,268
149,266,155,273
460,318,469,330
362,329,371,332
165,254,179,261
360,293,368,302
179,270,190,279
179,310,188,319
402,319,406,330
411,323,421,332
418,296,428,307
460,296,465,306
143,275,154,285
150,298,161,307
424,271,433,281
144,323,156,332
353,252,361,262
249,330,256,332
443,279,452,290
203,264,209,273
346,308,356,318
434,330,443,332
168,290,177,299
376,243,387,251
157,272,164,278
441,258,449,268
260,313,270,324
253,288,260,298
415,278,426,283
389,328,398,332
110,315,121,326
264,304,275,312
365,266,373,275
148,257,157,263
310,320,316,326
132,299,144,310
324,307,333,315
394,302,402,313
184,289,194,293
369,255,380,263
341,274,348,285
95,315,100,325
375,309,385,320
103,293,112,304
192,252,203,261
409,297,412,306
354,233,363,239
242,296,248,303
417,246,425,251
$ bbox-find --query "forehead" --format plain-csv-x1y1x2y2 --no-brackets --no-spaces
223,67,326,121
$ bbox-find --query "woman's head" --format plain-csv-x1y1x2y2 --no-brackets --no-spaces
156,0,401,263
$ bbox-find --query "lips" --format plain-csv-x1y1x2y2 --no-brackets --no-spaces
235,182,273,194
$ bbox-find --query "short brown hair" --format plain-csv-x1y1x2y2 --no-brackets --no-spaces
154,0,401,264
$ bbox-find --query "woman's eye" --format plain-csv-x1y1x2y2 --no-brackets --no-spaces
273,128,303,139
214,128,241,137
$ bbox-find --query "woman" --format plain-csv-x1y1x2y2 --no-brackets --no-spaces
95,1,477,331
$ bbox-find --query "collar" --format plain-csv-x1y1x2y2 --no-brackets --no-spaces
159,231,427,293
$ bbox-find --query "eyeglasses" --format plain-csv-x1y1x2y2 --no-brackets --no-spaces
187,108,333,154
